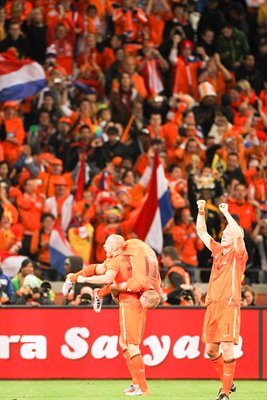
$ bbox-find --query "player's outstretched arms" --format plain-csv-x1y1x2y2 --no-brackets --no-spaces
219,203,246,254
77,269,116,285
196,200,212,250
218,203,243,238
67,263,106,283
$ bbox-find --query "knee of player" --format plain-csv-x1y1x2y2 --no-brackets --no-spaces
127,343,140,358
205,345,220,359
221,341,234,358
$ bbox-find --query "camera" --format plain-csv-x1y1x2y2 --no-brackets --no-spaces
40,281,52,297
106,126,119,136
79,293,92,305
181,289,194,302
32,287,41,295
53,78,62,84
141,128,150,136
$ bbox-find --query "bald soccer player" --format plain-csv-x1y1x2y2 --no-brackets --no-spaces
65,235,160,396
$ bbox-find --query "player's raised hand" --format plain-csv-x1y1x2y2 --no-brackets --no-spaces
197,199,206,211
219,203,228,214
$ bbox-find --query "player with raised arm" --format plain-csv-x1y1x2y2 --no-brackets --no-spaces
196,200,248,400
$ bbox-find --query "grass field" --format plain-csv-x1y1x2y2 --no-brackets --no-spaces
0,380,267,400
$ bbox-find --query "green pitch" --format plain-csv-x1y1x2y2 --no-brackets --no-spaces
0,380,266,400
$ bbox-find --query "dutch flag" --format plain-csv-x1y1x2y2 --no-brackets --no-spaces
0,52,47,101
133,152,173,253
50,227,75,277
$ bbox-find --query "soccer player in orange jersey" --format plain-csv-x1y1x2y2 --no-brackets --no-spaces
196,200,248,400
65,235,155,396
94,238,161,311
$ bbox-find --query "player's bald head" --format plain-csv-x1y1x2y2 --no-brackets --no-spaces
140,289,160,309
107,234,125,248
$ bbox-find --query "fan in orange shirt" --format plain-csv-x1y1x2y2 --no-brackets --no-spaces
0,209,23,256
146,0,172,46
196,200,248,400
112,0,148,44
169,37,205,99
1,102,25,165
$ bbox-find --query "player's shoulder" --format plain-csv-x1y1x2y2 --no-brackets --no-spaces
105,258,118,270
210,238,222,253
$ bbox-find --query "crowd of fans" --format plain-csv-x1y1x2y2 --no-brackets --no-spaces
0,0,267,306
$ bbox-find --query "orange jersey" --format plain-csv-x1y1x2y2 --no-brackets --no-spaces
16,194,45,232
104,253,132,283
2,117,25,164
205,238,248,307
171,222,204,266
172,57,203,99
124,239,161,294
30,230,51,265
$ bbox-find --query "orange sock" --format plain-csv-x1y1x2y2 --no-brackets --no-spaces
222,359,236,395
97,285,111,298
211,353,224,382
123,349,138,385
130,354,148,392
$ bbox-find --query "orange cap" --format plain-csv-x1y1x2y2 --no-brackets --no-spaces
3,101,19,109
111,156,123,167
53,176,67,185
50,158,63,166
59,117,72,125
38,153,55,162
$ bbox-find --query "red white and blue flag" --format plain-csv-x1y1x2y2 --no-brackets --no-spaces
133,153,173,253
0,52,47,101
50,227,75,276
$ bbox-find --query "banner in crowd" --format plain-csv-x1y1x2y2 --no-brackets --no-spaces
0,308,264,379
133,153,173,254
0,52,47,101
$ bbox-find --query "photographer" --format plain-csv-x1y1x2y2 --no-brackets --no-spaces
161,246,191,305
69,285,94,306
10,274,54,305
241,285,256,307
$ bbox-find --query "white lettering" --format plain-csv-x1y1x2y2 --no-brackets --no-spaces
91,336,119,359
20,336,47,359
0,335,46,359
143,335,170,366
61,327,90,360
173,335,201,359
0,335,20,359
234,336,244,359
